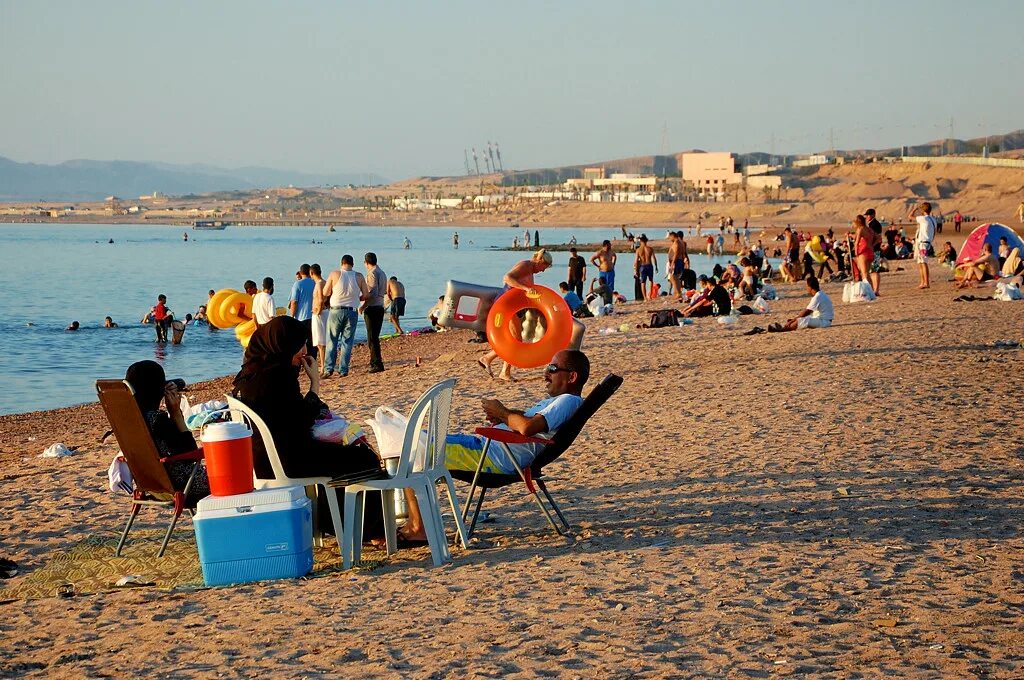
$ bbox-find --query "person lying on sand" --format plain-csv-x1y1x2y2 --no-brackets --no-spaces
398,349,590,544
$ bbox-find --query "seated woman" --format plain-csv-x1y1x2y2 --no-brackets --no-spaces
738,257,759,300
125,360,210,504
957,243,1001,288
231,316,385,533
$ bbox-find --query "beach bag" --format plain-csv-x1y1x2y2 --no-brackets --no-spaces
646,309,680,328
993,281,1022,301
107,453,133,495
843,281,876,303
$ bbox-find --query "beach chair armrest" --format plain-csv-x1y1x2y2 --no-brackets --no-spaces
160,449,204,464
474,427,549,446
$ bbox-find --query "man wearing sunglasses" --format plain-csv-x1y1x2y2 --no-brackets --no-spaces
398,350,590,543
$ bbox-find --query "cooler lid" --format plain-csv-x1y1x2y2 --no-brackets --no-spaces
201,421,252,443
197,486,306,513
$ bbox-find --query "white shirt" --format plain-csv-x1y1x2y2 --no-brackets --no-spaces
806,290,834,321
915,215,936,245
252,292,275,325
329,269,361,309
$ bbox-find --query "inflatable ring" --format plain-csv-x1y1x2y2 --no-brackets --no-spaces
206,289,238,329
234,319,257,348
219,292,252,326
485,286,573,369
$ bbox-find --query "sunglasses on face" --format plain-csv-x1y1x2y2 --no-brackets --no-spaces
545,364,573,375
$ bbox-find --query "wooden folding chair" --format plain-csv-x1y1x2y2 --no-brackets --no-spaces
96,380,203,557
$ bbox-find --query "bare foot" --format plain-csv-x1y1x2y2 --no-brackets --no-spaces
497,370,517,382
477,357,494,378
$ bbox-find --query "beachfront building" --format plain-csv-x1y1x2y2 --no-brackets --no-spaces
793,154,834,168
391,197,463,210
680,152,743,199
563,173,659,201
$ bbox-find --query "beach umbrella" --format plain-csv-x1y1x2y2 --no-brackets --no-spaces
955,223,1024,267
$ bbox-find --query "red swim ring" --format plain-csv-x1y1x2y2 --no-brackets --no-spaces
485,286,573,369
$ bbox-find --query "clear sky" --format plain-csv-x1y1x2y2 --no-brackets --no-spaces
1,0,1021,179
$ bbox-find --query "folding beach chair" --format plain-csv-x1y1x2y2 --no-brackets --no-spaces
450,374,623,539
96,379,204,557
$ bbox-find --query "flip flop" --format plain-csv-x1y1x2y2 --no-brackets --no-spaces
477,358,494,378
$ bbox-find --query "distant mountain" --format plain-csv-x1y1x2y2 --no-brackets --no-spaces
0,157,388,201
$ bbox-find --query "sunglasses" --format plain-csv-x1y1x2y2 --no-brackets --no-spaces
545,364,573,375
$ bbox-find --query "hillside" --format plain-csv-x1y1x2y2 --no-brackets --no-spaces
0,157,388,201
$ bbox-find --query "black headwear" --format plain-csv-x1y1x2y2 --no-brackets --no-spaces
125,360,166,413
232,316,308,395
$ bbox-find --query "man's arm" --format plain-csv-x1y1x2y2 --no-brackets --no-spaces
482,399,548,437
288,281,299,317
321,272,335,301
652,251,658,272
589,252,600,265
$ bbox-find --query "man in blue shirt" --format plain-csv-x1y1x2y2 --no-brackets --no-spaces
397,349,591,542
289,263,317,355
558,281,583,313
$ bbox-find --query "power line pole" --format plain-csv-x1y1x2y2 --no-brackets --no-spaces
948,117,955,155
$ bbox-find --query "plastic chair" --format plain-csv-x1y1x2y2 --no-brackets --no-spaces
96,379,204,557
224,395,344,550
336,378,469,569
450,374,623,539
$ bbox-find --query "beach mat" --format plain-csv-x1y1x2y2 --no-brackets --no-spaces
0,530,387,601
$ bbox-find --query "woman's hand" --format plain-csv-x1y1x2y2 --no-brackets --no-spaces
164,383,181,414
302,354,320,392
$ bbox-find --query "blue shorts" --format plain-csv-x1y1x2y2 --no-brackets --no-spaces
638,264,654,283
599,270,615,293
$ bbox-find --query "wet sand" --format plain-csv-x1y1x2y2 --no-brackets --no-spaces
2,267,1024,677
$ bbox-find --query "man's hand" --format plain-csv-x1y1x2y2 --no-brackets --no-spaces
481,398,509,425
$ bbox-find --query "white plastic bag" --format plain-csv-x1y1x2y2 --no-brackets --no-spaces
760,283,777,300
312,416,367,445
994,281,1022,301
752,296,770,314
844,281,875,303
40,443,75,458
365,406,429,470
107,454,133,494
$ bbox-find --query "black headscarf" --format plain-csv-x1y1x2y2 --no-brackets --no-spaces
232,316,308,398
126,360,166,413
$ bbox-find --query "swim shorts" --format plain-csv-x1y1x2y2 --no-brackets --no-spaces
390,297,406,316
443,433,506,474
599,270,616,293
915,242,930,265
869,252,883,273
638,264,654,283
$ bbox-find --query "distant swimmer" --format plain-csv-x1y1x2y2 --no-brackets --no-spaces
65,321,80,331
453,232,460,249
403,236,411,249
104,316,119,328
108,238,114,244
183,232,188,242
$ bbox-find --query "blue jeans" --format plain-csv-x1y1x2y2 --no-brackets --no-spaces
325,307,358,375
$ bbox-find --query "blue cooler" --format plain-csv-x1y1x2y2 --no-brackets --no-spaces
193,486,314,586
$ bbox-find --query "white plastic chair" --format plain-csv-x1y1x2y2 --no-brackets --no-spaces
341,378,470,569
225,395,344,550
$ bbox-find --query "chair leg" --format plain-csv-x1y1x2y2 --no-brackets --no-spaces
381,489,398,556
537,479,571,532
115,503,141,557
352,490,366,566
462,438,492,523
468,487,487,538
157,507,183,558
322,485,345,555
443,473,471,549
425,482,451,562
342,489,359,570
526,484,565,536
309,485,323,548
414,481,446,567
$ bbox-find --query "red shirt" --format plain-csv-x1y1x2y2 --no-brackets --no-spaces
152,302,167,321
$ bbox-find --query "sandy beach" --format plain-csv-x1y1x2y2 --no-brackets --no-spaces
2,267,1024,677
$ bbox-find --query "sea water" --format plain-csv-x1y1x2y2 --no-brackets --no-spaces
0,223,722,414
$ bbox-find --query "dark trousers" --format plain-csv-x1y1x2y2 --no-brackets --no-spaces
363,305,385,370
567,277,583,298
155,318,169,342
